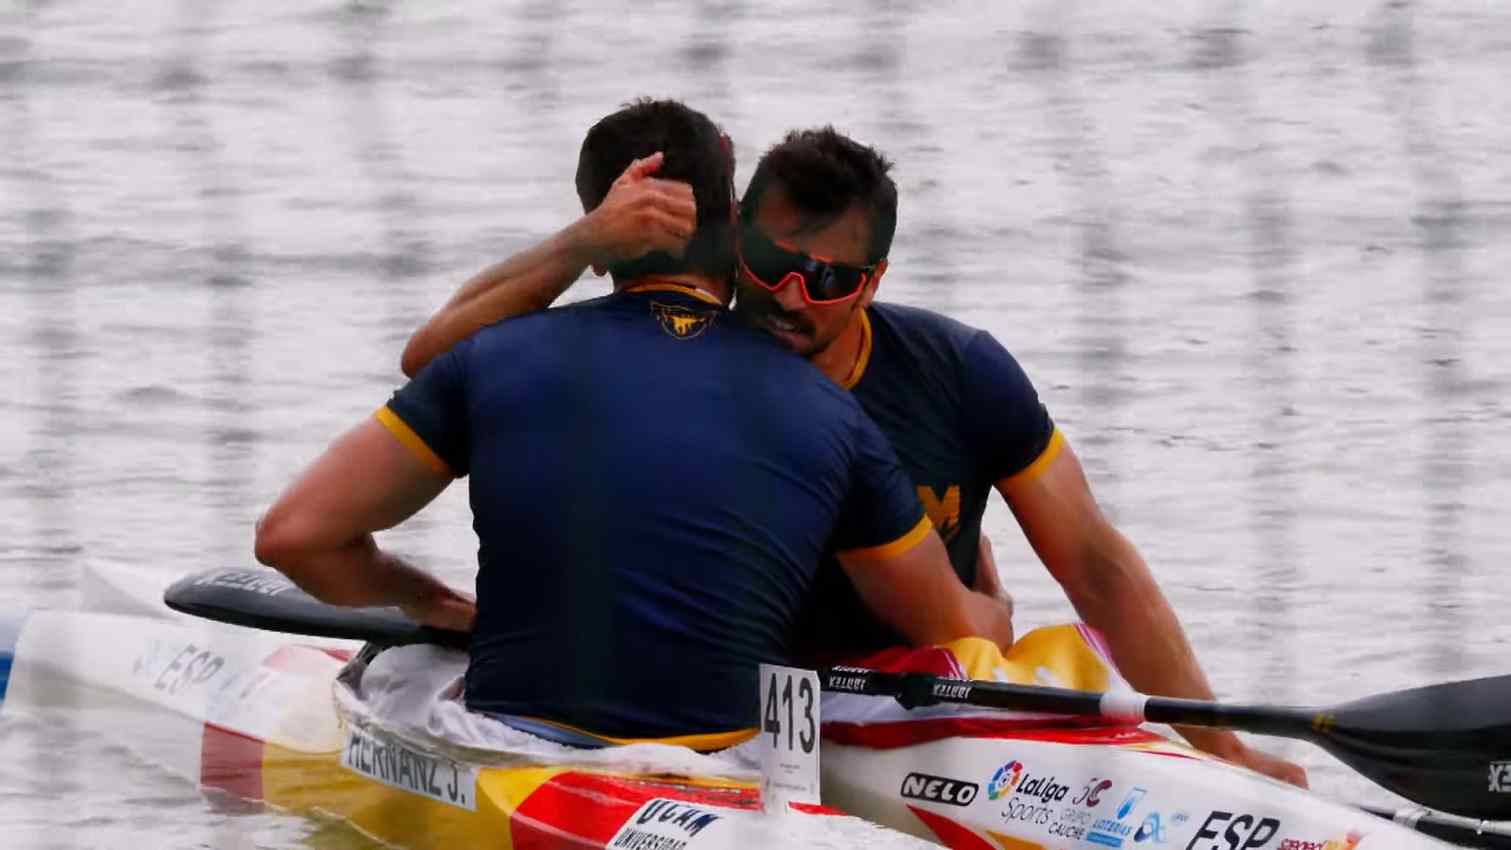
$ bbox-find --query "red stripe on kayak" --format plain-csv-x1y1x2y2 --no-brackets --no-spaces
511,771,763,849
824,718,1164,749
907,805,998,850
201,721,265,801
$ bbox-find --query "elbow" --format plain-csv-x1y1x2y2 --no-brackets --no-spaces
253,507,310,575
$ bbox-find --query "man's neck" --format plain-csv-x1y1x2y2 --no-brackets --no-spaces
810,310,868,387
619,273,730,305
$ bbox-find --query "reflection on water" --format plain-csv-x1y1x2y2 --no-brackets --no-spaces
2,1,1510,846
1366,0,1470,679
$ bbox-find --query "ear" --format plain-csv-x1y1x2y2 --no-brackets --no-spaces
858,260,886,309
591,263,608,277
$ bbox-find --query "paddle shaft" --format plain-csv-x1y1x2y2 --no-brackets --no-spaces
819,667,1319,739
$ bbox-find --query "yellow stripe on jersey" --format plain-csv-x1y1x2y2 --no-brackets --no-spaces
840,309,874,390
518,717,757,753
838,513,933,562
375,406,453,476
622,281,725,305
1006,427,1064,484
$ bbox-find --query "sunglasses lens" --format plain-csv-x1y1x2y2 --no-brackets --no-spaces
741,229,869,302
805,265,866,302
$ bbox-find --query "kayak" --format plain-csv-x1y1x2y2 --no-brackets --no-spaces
0,564,1479,850
0,607,932,850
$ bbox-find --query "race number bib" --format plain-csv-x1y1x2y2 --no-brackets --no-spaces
758,664,821,812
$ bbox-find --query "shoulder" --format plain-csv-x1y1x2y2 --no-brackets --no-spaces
868,301,981,343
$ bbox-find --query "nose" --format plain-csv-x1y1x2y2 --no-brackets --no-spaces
771,272,808,312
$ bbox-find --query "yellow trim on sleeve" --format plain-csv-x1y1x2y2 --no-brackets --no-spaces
839,513,934,562
521,717,757,753
1006,427,1065,484
840,309,874,390
374,406,453,477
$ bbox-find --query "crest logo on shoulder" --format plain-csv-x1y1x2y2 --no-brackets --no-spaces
651,301,715,340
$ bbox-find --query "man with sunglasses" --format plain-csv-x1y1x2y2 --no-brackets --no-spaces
398,125,1306,787
256,100,1013,748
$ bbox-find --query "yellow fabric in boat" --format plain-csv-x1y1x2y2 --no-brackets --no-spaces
932,624,1115,692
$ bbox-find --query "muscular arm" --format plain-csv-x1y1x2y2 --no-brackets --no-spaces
253,417,471,628
997,436,1305,784
401,224,595,377
838,527,1015,651
402,153,697,376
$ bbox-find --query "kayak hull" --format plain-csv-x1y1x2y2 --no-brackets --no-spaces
0,610,924,849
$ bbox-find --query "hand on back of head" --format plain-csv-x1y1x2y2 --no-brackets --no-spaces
581,152,699,271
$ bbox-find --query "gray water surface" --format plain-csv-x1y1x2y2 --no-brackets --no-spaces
2,2,1509,847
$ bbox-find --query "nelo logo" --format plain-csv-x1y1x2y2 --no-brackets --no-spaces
900,772,979,807
986,761,1025,800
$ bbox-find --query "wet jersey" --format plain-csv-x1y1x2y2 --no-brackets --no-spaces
796,301,1059,658
380,285,928,741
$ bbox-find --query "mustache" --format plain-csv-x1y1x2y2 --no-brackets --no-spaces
746,303,813,334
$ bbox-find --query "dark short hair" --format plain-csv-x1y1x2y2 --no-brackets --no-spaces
575,98,735,284
740,127,897,265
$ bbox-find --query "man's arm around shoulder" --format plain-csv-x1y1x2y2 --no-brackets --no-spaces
402,153,697,376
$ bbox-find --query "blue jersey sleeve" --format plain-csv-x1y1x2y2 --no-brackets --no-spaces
831,410,931,556
380,344,471,476
959,331,1056,482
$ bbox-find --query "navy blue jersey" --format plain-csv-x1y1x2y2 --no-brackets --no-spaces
381,285,928,740
796,302,1059,658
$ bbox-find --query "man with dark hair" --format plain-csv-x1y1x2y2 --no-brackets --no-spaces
256,99,1011,745
395,118,1304,785
733,127,1306,786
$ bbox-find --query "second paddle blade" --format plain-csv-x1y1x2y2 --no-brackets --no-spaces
164,567,470,650
1316,674,1511,820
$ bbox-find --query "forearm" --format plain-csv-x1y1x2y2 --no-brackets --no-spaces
961,588,1015,650
401,220,594,376
259,528,447,610
1063,534,1244,757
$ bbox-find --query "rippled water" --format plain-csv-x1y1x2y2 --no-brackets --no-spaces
2,1,1509,846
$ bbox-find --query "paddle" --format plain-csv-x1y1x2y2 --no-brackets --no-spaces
1358,806,1511,850
166,567,1511,821
821,666,1511,821
163,567,469,650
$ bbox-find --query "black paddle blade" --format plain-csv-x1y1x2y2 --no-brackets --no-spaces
1314,674,1511,819
164,567,470,650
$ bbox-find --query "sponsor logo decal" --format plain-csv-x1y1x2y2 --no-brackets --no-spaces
1492,761,1511,793
900,772,979,807
1136,811,1189,844
340,725,478,811
933,681,972,700
1285,832,1363,850
193,569,295,596
1088,787,1147,848
651,302,714,340
608,798,724,850
1050,807,1095,840
1073,777,1114,808
987,761,1025,800
1184,811,1281,850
